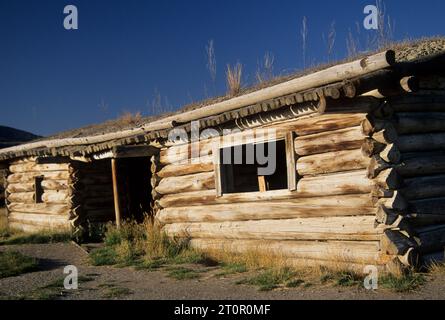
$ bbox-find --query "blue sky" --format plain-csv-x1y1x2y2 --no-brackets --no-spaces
0,0,444,136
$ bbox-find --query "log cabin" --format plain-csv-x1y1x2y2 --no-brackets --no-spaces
1,39,445,271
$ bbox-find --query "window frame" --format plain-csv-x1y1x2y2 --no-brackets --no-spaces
34,176,44,204
214,131,297,197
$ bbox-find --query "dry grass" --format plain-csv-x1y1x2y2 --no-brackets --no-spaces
428,260,445,275
206,39,217,84
88,219,431,292
89,219,206,268
256,52,275,84
0,211,7,238
0,251,38,279
116,110,142,126
226,63,243,97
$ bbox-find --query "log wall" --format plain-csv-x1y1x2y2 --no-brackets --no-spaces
155,98,395,269
370,89,445,266
5,157,72,233
5,158,116,235
69,160,115,231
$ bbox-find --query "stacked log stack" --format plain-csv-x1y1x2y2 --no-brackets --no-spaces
154,98,394,270
69,160,115,232
154,85,445,270
5,158,72,233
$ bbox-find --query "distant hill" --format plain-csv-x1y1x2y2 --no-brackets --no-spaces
0,126,41,149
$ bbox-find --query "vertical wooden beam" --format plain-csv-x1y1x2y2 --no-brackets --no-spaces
213,144,223,197
111,158,122,228
258,176,267,192
285,132,297,191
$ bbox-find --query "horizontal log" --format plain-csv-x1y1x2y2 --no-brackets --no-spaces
8,222,70,233
414,225,445,254
398,133,445,153
8,212,69,228
296,149,369,176
164,216,385,241
409,197,445,216
190,239,381,264
7,192,35,203
296,170,373,197
158,199,375,224
392,96,445,112
156,172,215,195
9,163,69,173
404,213,445,227
160,142,214,165
158,160,214,178
402,175,445,200
277,112,369,137
295,126,365,156
42,191,69,204
158,190,373,208
41,180,69,191
7,171,70,184
397,154,445,177
7,203,69,215
6,183,35,193
418,76,445,90
395,113,445,135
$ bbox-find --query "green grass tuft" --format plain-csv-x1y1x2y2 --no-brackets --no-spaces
217,263,248,277
102,287,132,299
0,251,38,278
237,268,296,291
0,232,71,246
90,246,118,266
380,272,426,292
285,279,305,288
166,267,202,280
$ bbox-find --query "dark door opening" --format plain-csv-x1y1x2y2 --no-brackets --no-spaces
116,157,152,223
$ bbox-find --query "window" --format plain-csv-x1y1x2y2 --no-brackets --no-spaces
34,176,44,203
218,139,292,195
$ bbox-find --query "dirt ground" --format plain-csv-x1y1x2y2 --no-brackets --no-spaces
0,243,445,300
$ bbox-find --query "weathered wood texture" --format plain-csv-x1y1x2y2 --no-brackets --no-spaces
69,160,115,227
190,239,383,264
158,199,375,224
6,157,72,232
164,216,385,241
294,126,366,156
155,110,397,268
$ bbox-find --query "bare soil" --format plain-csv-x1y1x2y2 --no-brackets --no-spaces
0,243,444,300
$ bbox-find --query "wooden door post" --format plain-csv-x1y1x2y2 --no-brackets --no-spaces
111,158,122,229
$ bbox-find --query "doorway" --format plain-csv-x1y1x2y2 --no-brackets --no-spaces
114,157,152,223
